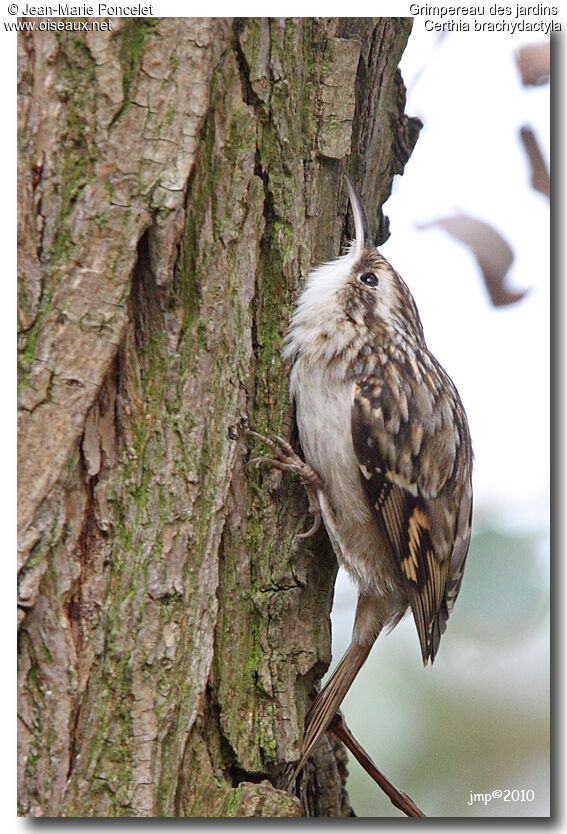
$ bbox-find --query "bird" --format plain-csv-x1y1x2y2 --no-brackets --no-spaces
249,175,473,783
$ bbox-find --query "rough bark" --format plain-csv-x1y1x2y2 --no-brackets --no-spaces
17,17,419,817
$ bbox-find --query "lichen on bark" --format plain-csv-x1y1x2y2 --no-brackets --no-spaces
18,17,419,817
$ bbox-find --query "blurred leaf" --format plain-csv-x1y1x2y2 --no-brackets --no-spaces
515,42,550,87
520,125,550,199
417,214,528,307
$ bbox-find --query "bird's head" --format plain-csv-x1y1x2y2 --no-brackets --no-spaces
284,176,424,365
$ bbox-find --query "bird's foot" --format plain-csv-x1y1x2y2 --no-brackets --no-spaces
246,431,323,538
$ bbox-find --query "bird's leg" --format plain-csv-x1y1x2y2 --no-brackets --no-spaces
246,431,323,537
328,713,426,818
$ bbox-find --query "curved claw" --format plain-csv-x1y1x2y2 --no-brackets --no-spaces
247,456,300,475
246,456,278,470
297,511,321,539
246,430,270,443
246,430,283,454
247,431,295,460
272,434,295,455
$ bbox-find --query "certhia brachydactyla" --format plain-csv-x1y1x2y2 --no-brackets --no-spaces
250,177,473,779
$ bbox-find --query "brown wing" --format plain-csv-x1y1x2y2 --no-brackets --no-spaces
352,374,473,664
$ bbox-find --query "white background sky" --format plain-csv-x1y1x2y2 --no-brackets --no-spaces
381,25,550,532
2,3,561,829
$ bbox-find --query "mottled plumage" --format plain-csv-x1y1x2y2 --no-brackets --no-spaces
263,178,473,778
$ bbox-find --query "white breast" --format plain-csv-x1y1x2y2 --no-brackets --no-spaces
290,362,362,521
289,360,398,599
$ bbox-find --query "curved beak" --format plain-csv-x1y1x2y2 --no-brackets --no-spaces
345,175,374,261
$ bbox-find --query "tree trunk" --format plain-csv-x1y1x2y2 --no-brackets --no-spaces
17,16,419,817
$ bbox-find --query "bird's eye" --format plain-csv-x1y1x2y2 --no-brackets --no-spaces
359,272,379,288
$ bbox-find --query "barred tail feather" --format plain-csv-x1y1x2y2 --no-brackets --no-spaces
291,641,371,783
